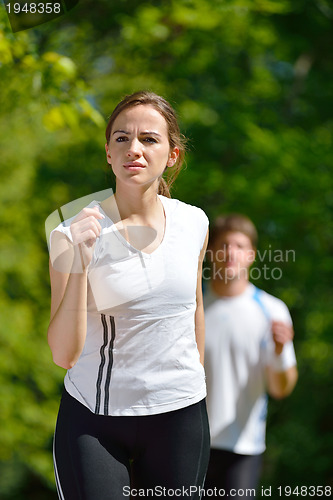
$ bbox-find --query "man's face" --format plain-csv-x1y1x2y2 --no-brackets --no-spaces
210,231,256,281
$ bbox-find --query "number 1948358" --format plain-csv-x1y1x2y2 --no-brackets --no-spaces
6,3,62,14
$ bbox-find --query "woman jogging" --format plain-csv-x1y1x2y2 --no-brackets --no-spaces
48,91,210,499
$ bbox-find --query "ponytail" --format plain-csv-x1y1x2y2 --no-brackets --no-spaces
158,177,171,198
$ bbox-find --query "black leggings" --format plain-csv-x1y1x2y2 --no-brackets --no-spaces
204,448,263,499
54,389,210,499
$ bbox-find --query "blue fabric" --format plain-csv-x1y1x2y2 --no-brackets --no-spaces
252,287,271,321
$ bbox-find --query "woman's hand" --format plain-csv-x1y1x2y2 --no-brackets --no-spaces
70,206,104,270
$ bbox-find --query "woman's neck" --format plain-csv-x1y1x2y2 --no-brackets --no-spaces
114,183,161,222
101,180,164,231
103,182,166,254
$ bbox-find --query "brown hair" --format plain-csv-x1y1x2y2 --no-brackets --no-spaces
105,91,186,198
209,214,258,249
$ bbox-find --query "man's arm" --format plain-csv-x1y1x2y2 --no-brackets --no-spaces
265,321,298,399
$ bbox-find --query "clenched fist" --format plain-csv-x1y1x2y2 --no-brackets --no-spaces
70,206,105,270
271,321,294,355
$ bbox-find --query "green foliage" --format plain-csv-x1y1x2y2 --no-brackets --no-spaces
0,0,332,497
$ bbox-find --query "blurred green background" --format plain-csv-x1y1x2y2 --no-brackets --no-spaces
0,0,332,498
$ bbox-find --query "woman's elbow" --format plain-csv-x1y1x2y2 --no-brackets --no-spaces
52,354,75,370
49,346,76,370
47,332,77,370
52,352,76,370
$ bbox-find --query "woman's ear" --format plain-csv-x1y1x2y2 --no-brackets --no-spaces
105,143,112,165
167,147,179,167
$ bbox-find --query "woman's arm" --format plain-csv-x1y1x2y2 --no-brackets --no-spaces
47,207,103,369
48,256,88,370
195,230,209,366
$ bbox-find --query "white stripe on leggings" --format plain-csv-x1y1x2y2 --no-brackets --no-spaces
53,434,65,500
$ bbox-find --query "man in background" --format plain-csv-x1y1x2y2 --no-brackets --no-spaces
204,214,298,498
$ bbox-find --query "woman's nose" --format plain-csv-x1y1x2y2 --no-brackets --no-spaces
127,138,142,158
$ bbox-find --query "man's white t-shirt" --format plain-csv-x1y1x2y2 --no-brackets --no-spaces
50,195,208,416
204,283,297,455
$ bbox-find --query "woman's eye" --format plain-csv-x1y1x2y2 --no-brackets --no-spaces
143,137,157,143
116,136,128,142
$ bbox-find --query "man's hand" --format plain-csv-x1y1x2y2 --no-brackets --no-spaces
271,321,294,355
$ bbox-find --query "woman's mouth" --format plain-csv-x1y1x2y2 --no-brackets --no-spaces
124,162,145,171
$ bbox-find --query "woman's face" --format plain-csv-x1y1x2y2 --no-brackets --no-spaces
105,104,179,191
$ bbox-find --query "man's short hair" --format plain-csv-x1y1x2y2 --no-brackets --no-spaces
209,214,258,249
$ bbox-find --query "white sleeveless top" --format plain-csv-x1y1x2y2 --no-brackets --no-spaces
51,195,208,416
